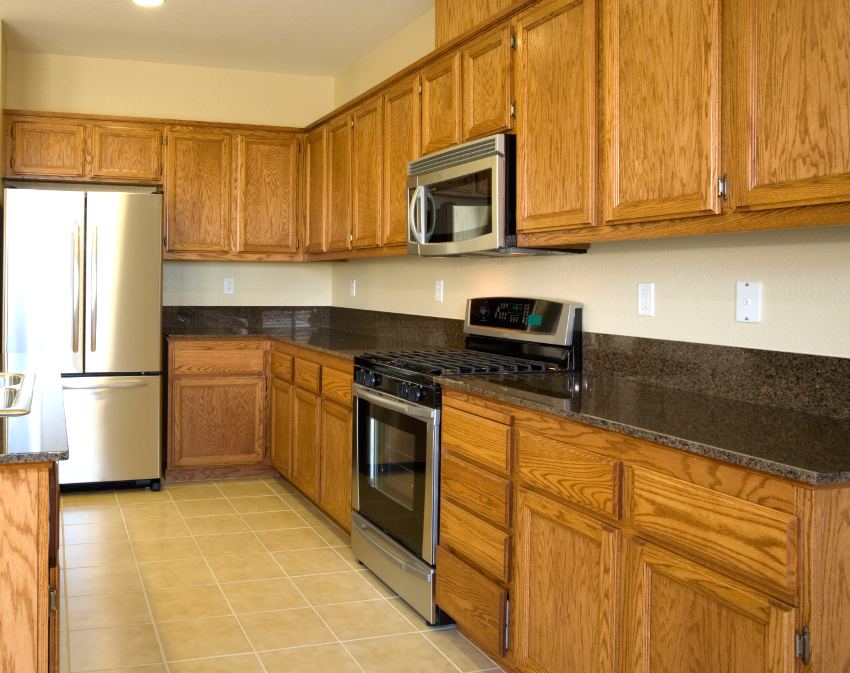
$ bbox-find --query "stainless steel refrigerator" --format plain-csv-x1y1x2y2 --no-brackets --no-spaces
3,185,163,487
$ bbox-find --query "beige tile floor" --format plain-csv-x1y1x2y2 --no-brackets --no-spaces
59,476,503,673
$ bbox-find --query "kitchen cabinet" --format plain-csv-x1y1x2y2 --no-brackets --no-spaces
352,96,383,249
436,0,522,47
319,400,353,530
89,123,162,182
292,386,321,501
461,23,513,142
421,52,462,155
733,0,850,211
601,0,722,224
326,114,354,252
304,125,328,254
514,0,597,234
382,76,421,247
167,340,268,476
6,118,86,178
269,351,294,478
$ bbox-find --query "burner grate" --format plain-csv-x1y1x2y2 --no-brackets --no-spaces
360,349,558,376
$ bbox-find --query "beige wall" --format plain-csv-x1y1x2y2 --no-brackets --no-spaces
333,7,435,107
5,50,334,127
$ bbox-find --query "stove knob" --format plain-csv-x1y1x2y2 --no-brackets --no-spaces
355,370,365,385
408,385,426,403
368,372,382,387
398,382,409,398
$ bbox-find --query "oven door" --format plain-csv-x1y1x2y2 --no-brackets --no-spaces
352,384,440,565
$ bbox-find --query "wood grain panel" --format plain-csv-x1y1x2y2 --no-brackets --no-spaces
319,400,353,532
422,52,462,154
89,123,162,182
10,120,86,178
603,0,722,224
436,0,522,47
326,114,353,251
442,405,511,474
304,126,328,254
515,0,597,233
515,427,620,517
270,352,293,382
622,539,795,673
444,393,514,425
736,0,850,210
440,498,509,582
270,377,293,478
382,76,421,246
172,346,266,375
513,488,618,673
235,132,299,254
321,366,353,407
165,127,231,252
461,23,513,141
441,453,511,528
352,96,383,249
292,388,320,501
293,358,321,394
626,466,797,597
435,546,508,657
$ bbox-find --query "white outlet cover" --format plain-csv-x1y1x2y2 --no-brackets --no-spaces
349,279,357,297
434,279,444,303
637,282,655,317
223,277,235,295
736,281,762,323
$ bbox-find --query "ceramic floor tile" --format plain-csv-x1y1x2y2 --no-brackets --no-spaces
138,558,215,589
131,537,201,563
359,569,398,598
262,479,299,495
59,630,69,673
119,502,181,521
206,552,285,583
167,484,225,501
292,508,334,528
240,510,309,531
62,506,123,526
184,514,250,536
61,492,119,508
344,633,459,673
279,492,317,510
125,517,191,540
229,495,290,513
65,565,143,597
168,655,264,673
425,629,499,672
273,547,355,576
84,667,166,673
384,598,434,631
333,545,361,567
292,571,382,606
115,489,174,504
238,608,335,651
63,523,128,545
260,643,362,673
68,623,161,672
312,523,350,547
174,499,237,517
157,616,252,661
67,592,150,631
64,540,134,568
216,481,275,498
220,577,307,614
255,528,329,552
147,584,230,622
194,532,265,557
317,599,417,640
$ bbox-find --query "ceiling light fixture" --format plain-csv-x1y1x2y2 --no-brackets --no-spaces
133,0,164,7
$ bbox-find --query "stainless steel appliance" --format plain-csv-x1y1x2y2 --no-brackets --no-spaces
3,185,163,487
352,297,582,623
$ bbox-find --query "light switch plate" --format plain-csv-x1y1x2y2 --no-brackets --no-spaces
434,279,444,303
349,279,357,297
223,277,235,295
736,281,762,322
638,282,655,317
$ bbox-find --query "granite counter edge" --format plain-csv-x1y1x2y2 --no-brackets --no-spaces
165,333,360,360
0,449,69,464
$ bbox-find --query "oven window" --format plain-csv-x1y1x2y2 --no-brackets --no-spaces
425,169,492,243
372,418,418,510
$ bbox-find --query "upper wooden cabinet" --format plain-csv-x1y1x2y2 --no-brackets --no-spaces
734,0,850,211
602,0,722,224
515,0,597,234
326,114,354,251
90,123,162,182
382,76,421,247
352,96,383,249
304,126,328,254
165,127,232,254
422,52,462,155
7,119,86,178
436,0,523,47
461,23,513,142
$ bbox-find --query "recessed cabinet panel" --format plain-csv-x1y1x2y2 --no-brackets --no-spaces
326,115,353,251
422,52,462,155
352,98,383,249
319,401,353,531
270,377,293,478
461,24,513,141
292,387,320,501
10,121,86,178
382,77,421,246
90,124,162,182
304,126,328,254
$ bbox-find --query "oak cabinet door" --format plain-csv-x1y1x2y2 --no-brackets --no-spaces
9,120,86,178
304,126,328,254
326,115,353,252
292,387,320,501
165,127,232,252
436,0,520,48
602,0,722,224
461,23,513,142
735,0,850,210
422,52,462,155
270,377,293,479
234,133,299,255
515,0,597,233
352,97,383,249
90,123,162,182
319,400,353,531
513,488,619,673
171,376,265,467
622,539,796,673
382,76,421,246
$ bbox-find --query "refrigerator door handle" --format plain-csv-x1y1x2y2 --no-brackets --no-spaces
90,222,98,352
71,224,82,354
62,379,149,391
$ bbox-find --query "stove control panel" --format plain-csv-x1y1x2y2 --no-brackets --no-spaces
354,365,439,408
465,297,582,346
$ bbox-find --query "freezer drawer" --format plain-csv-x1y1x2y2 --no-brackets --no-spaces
60,375,161,485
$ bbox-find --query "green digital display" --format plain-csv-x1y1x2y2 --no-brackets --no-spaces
527,314,543,326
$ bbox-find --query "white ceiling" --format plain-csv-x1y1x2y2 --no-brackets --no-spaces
0,0,435,76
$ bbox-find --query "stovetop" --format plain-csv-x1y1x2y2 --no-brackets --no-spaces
357,349,562,376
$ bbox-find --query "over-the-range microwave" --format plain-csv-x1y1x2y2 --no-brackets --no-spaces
406,133,585,257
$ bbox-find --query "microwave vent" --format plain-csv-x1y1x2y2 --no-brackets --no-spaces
409,134,506,176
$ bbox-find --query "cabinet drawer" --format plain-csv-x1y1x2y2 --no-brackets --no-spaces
626,466,798,595
435,546,507,658
294,358,321,394
442,453,511,528
270,352,293,382
440,498,509,582
442,405,510,475
516,428,620,518
172,346,266,375
322,366,353,407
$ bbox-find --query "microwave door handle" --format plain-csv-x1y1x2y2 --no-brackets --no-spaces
408,185,425,244
424,188,436,240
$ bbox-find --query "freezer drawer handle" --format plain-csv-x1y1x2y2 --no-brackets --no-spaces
71,224,81,354
90,223,98,352
62,379,149,391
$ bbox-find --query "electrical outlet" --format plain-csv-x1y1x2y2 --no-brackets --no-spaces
637,282,655,317
349,279,357,297
736,281,762,322
434,279,444,303
223,277,235,295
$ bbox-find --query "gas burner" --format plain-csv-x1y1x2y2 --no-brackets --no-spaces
359,349,558,376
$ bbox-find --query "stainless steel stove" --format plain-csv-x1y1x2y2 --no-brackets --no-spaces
350,297,582,624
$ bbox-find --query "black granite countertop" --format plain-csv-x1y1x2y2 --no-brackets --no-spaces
437,373,850,485
0,354,69,464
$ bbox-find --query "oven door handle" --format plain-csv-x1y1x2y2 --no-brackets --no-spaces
354,518,433,582
353,384,437,422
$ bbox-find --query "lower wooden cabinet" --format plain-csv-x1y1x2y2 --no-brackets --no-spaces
269,376,293,478
319,400,353,530
291,386,320,501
